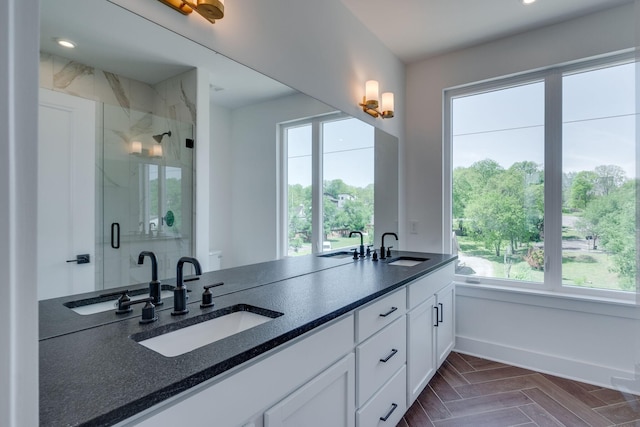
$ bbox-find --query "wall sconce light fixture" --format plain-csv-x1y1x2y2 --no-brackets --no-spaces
360,80,394,119
130,141,143,155
157,0,224,24
152,144,164,158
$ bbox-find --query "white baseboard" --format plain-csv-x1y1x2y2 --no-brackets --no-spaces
455,335,640,396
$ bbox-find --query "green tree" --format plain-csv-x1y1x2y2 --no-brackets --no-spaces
570,171,598,209
594,164,626,196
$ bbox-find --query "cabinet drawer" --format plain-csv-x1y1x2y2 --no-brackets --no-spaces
356,316,406,407
356,365,406,427
407,263,454,310
356,288,406,342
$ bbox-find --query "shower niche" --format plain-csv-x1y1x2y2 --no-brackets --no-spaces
98,104,194,290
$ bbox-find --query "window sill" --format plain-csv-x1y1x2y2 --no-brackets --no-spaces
455,280,640,319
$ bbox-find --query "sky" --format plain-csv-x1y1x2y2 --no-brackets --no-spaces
452,62,637,178
287,117,375,189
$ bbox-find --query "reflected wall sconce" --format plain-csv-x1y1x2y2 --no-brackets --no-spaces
157,0,224,24
359,80,394,119
152,144,163,158
130,141,143,155
129,140,163,158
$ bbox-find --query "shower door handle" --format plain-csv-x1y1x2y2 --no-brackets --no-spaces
111,222,120,249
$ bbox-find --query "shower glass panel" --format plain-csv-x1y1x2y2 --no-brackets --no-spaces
99,105,194,290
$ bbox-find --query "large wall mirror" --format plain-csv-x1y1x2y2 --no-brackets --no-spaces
38,0,398,300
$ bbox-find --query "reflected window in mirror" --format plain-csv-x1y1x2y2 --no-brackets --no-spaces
281,114,374,256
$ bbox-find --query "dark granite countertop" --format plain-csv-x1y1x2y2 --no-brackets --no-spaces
39,251,456,426
39,255,355,340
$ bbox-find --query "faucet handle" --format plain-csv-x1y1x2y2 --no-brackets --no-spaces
386,246,393,258
115,290,132,314
200,282,224,308
353,249,359,260
117,297,157,323
366,245,373,257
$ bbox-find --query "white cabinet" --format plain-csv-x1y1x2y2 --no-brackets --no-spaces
405,263,454,405
123,315,354,427
354,289,407,425
435,282,455,366
356,365,406,427
264,354,355,427
406,295,436,404
356,316,406,406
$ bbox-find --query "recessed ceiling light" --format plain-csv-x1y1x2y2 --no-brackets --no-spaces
55,38,77,49
522,0,536,4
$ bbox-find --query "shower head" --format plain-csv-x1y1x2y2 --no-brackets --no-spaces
152,131,171,143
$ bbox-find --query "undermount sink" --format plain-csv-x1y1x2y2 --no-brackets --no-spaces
386,256,430,267
64,285,184,315
134,304,283,357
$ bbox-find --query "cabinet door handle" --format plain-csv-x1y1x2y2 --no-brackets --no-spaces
434,306,439,327
111,222,120,249
438,302,444,323
380,403,398,422
379,306,397,317
379,348,398,363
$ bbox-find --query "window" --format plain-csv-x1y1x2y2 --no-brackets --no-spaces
281,115,374,257
447,55,637,297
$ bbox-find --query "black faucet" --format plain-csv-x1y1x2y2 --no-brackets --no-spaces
172,257,202,316
349,231,365,258
380,232,398,260
138,251,163,306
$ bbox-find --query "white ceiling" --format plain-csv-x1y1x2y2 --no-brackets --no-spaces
339,0,634,63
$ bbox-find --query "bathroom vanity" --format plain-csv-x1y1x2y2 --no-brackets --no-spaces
39,251,456,426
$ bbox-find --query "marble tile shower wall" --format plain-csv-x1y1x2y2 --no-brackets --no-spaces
39,52,197,289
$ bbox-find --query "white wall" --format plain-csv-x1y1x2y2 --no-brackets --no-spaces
209,102,233,269
405,3,639,392
108,0,405,140
0,0,39,425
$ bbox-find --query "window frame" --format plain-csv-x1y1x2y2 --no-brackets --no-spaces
444,51,637,301
278,112,354,258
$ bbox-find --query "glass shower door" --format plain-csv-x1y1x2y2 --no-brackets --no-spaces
99,105,194,290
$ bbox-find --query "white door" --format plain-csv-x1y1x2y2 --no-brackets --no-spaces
38,88,96,300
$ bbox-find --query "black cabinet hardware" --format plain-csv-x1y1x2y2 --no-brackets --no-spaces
379,306,398,317
380,403,398,422
379,348,398,363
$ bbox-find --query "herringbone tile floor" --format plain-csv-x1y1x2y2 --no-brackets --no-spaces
397,352,640,427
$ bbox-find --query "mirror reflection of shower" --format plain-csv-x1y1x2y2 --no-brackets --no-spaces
152,131,172,143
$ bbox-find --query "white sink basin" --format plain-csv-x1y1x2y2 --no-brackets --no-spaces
387,257,429,267
67,289,176,315
137,307,281,357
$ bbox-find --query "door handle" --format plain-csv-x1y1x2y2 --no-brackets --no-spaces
66,254,90,264
438,302,444,323
111,223,120,249
434,306,439,327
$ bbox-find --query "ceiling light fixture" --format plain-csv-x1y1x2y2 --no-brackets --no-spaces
55,38,77,49
359,80,394,119
522,0,536,5
157,0,224,24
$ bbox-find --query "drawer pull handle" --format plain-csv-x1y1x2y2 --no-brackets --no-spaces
380,403,398,422
379,348,398,363
438,302,444,323
434,306,439,327
379,306,398,317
